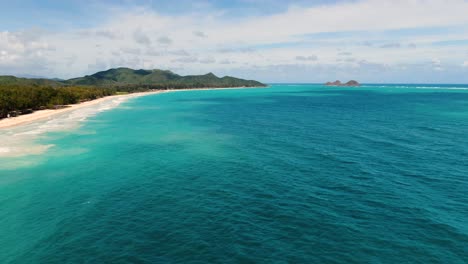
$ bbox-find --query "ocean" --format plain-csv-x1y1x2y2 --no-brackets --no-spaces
1,84,467,263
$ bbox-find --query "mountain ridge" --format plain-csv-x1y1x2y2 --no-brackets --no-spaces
0,68,266,119
64,67,266,88
0,67,266,89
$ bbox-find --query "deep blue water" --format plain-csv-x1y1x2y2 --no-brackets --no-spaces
1,84,468,263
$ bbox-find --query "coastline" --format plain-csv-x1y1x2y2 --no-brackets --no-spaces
0,86,265,129
0,90,165,129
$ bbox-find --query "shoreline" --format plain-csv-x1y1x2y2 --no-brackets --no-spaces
0,86,265,129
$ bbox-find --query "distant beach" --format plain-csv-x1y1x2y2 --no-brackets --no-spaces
0,87,264,129
0,91,165,129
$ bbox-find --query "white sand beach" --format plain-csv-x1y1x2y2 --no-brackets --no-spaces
0,87,264,129
0,91,166,129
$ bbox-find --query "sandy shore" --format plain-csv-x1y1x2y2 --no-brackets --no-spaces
0,86,265,129
0,90,166,129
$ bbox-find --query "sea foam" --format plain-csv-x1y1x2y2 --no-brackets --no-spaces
0,96,133,158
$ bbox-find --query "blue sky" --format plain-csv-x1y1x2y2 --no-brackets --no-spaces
0,0,339,29
1,0,468,83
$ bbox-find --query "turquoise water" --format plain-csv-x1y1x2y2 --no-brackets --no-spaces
1,84,468,263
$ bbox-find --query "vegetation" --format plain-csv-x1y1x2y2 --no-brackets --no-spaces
64,68,265,88
0,76,62,87
0,85,114,118
0,68,266,119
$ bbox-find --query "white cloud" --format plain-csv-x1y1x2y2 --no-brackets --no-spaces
199,57,216,64
462,61,468,67
96,30,119,39
380,43,401,48
80,29,120,39
219,59,234,64
207,0,468,44
2,0,468,82
193,31,207,38
145,50,163,56
172,57,198,63
0,30,54,75
170,50,190,56
157,36,172,45
295,55,318,61
120,47,141,55
133,29,151,45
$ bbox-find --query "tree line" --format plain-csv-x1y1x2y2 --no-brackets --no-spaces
0,85,115,119
0,73,266,119
0,83,240,119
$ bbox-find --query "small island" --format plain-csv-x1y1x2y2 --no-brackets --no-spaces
325,80,360,87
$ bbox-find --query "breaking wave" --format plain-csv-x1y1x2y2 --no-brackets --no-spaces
0,96,133,158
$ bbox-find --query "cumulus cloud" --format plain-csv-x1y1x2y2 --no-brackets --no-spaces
3,0,468,82
96,30,119,39
0,30,55,75
0,30,54,55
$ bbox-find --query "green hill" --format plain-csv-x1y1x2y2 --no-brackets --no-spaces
0,68,266,119
0,68,266,89
0,76,62,87
64,68,266,88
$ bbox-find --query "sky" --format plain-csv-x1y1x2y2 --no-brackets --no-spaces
1,0,468,83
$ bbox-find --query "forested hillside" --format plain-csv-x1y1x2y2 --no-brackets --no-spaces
0,68,266,119
0,85,114,118
65,68,265,88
